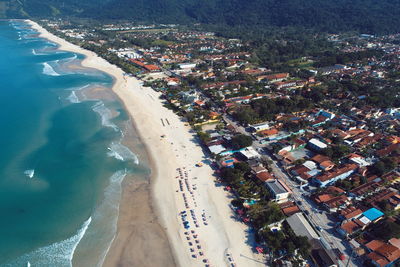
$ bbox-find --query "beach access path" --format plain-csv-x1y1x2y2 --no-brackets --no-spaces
27,20,265,267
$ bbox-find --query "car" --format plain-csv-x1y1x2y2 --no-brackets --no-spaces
296,200,302,205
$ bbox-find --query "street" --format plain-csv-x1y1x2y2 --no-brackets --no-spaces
223,115,359,267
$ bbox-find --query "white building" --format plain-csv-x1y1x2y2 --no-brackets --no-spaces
266,179,291,203
249,122,270,132
239,147,260,160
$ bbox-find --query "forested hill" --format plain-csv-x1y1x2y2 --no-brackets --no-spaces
2,0,400,34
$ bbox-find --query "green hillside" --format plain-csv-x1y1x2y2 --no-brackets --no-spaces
2,0,400,34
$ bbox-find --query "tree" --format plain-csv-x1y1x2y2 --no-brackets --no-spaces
370,158,396,176
293,236,311,257
234,162,251,173
197,131,211,143
371,220,400,240
234,107,259,125
230,134,253,150
220,167,243,184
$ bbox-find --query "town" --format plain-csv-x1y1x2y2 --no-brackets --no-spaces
41,19,400,267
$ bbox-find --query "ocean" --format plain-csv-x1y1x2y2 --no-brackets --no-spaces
0,20,145,266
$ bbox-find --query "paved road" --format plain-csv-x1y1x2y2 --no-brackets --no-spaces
222,115,359,267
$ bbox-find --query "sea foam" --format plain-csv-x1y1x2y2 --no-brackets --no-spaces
86,170,127,267
92,101,119,131
67,91,80,104
107,142,139,164
42,62,60,76
3,217,92,267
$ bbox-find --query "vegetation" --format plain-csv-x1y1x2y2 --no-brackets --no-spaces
370,158,396,176
5,0,400,35
258,222,311,258
370,220,400,241
322,145,351,161
234,97,313,125
230,134,253,150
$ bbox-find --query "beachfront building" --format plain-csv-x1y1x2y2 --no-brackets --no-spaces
265,179,291,203
287,213,339,267
239,147,260,160
286,213,319,240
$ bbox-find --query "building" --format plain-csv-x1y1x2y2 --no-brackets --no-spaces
362,208,384,223
366,241,400,267
239,147,260,160
286,213,319,240
307,138,328,152
313,164,358,187
249,122,270,132
266,179,291,203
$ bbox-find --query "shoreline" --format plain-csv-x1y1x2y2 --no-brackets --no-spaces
26,20,177,267
27,19,266,267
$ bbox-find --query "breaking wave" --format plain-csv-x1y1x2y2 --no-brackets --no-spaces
107,142,139,164
88,170,127,267
3,217,92,267
42,62,60,76
91,101,119,131
67,91,80,104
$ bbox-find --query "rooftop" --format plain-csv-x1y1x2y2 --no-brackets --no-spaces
362,208,384,221
266,179,290,195
286,213,319,240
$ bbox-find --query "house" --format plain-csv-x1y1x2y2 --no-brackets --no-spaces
366,241,400,267
350,181,381,199
291,162,318,180
322,194,349,212
348,153,371,167
361,208,384,223
249,122,270,132
179,63,196,70
317,110,336,120
208,144,226,155
376,143,400,158
313,164,358,187
265,179,291,203
256,171,274,182
252,165,267,174
338,207,363,222
260,128,279,138
318,64,348,75
311,154,335,171
264,73,289,83
307,138,328,152
279,201,301,216
365,189,400,211
239,147,260,160
337,219,365,238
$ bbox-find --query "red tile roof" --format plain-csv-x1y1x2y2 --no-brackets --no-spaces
376,143,400,157
316,164,358,183
366,240,385,251
256,171,273,182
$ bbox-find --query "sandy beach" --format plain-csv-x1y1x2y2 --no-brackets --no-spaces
27,20,266,267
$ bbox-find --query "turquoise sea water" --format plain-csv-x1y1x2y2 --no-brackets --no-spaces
0,21,142,266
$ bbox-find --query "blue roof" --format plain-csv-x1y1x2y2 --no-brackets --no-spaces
363,208,384,221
